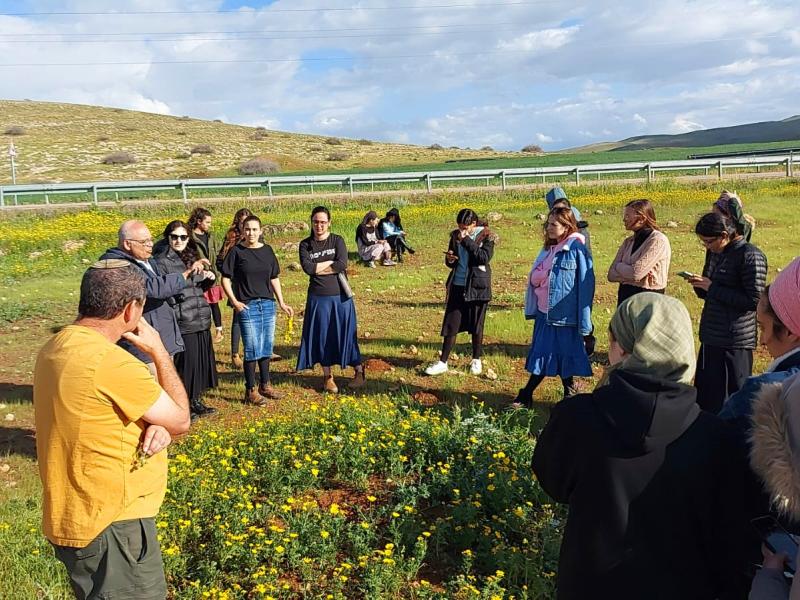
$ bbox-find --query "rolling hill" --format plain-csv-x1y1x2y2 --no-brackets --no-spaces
0,100,510,184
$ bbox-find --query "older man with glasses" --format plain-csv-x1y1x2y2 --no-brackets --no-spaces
99,220,207,374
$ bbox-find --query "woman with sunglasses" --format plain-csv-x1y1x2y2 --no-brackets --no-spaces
154,220,219,421
297,206,365,393
686,212,767,413
221,215,294,407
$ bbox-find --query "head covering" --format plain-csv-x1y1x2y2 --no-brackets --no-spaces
609,292,696,385
362,210,378,225
545,186,568,209
715,190,753,242
769,257,800,337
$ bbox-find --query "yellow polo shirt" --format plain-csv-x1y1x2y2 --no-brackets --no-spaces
34,325,166,547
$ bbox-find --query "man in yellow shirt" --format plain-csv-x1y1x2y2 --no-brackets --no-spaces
34,259,191,600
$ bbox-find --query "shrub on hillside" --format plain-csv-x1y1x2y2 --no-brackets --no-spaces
96,136,111,142
325,137,343,145
251,129,268,140
521,144,544,153
326,151,350,162
358,138,374,146
175,151,191,159
428,143,444,150
191,144,214,155
481,146,494,151
4,125,26,136
238,157,280,175
309,145,323,152
101,151,136,165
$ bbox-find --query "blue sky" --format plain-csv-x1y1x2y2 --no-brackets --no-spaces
0,1,798,150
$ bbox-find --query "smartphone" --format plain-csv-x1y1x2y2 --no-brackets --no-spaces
677,271,697,279
752,516,799,573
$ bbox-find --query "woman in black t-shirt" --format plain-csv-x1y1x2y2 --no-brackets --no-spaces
296,206,364,393
221,215,294,406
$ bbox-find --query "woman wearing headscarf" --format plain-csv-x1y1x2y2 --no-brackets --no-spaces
355,210,394,267
714,190,755,242
687,212,767,413
532,293,752,600
607,199,671,306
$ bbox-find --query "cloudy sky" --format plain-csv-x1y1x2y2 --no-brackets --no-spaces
0,0,798,150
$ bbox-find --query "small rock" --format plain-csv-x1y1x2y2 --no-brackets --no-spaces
0,403,6,410
0,464,10,473
536,213,547,221
594,209,604,215
280,241,300,252
408,345,418,355
666,220,679,228
4,413,14,422
287,262,302,271
485,368,498,381
363,331,371,338
28,251,44,259
485,211,503,222
62,239,87,253
416,335,425,342
451,352,459,360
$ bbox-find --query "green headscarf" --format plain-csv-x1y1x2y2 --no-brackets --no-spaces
608,292,696,385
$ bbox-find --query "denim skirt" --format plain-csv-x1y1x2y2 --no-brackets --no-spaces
525,310,592,377
238,298,276,361
296,293,361,370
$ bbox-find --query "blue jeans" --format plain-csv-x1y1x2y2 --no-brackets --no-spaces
238,298,276,362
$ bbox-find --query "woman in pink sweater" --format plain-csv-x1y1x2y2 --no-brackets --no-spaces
607,199,671,306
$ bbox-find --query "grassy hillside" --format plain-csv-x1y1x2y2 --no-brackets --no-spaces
0,100,512,184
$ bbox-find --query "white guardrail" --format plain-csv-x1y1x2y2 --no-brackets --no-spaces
0,153,795,208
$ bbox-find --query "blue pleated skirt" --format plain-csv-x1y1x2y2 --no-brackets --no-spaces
296,293,362,370
525,310,592,377
238,298,276,361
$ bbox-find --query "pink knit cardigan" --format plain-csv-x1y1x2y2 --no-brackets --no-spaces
607,229,671,290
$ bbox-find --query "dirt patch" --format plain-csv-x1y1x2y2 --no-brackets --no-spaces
411,391,441,407
364,358,394,374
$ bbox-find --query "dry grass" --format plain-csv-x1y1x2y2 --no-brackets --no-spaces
0,100,510,184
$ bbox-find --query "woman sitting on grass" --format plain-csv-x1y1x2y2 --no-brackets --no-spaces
532,293,752,600
424,208,496,377
355,211,395,268
379,207,415,262
514,207,594,406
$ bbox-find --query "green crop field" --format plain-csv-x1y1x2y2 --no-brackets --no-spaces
1,177,798,598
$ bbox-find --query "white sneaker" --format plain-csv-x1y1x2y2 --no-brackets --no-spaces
470,358,483,375
368,260,376,268
382,258,397,266
424,361,448,376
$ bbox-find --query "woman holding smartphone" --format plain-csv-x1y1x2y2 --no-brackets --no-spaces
424,208,496,376
687,212,767,413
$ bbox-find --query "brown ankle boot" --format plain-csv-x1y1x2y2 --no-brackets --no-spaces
258,383,284,400
348,368,366,389
245,387,268,407
323,376,338,394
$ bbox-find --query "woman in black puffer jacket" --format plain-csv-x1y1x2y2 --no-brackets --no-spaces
686,212,767,413
155,220,219,420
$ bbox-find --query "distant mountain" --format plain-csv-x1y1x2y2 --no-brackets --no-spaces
609,115,800,151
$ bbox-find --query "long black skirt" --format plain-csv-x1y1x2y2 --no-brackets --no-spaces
174,330,218,401
440,285,488,336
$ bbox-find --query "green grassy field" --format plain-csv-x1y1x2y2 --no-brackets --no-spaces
1,177,799,598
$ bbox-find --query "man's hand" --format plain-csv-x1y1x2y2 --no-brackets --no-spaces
121,318,168,359
142,424,172,456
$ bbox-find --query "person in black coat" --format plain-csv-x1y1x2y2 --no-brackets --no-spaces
686,212,767,413
532,293,752,600
154,220,218,420
99,219,207,367
424,208,496,377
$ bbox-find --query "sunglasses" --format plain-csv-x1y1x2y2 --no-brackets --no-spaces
169,234,189,241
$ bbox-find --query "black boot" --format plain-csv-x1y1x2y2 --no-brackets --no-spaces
510,388,533,410
191,399,217,417
562,381,579,399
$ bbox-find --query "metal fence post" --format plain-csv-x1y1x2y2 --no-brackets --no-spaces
181,182,188,205
787,152,794,177
348,177,353,197
501,171,506,191
92,185,98,205
646,164,653,183
267,179,273,197
574,168,580,184
0,187,4,207
426,173,432,193
717,162,723,179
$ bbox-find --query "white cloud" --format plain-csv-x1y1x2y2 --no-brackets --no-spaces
535,133,553,143
496,26,579,53
669,116,705,134
633,113,647,126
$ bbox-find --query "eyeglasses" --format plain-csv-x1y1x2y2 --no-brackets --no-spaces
127,238,154,246
169,234,189,241
698,237,720,247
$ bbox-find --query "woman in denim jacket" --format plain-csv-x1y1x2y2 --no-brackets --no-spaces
514,207,595,406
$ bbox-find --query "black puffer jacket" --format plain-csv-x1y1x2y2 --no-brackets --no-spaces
445,226,497,302
154,247,212,335
695,239,767,349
